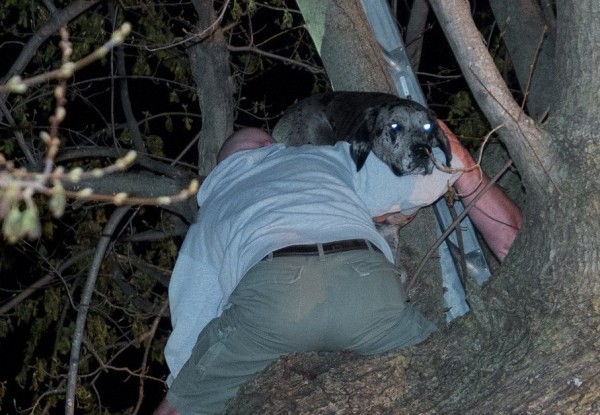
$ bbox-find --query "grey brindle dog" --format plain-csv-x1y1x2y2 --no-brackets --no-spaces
272,91,452,176
272,91,452,260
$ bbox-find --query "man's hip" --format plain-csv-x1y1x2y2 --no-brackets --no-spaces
230,248,436,353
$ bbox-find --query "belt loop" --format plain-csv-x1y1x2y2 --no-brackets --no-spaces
317,243,325,261
365,240,375,252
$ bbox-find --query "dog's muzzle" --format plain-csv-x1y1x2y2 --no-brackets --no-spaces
407,143,434,174
411,143,432,159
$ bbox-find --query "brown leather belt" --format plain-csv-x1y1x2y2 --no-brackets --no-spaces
267,239,380,258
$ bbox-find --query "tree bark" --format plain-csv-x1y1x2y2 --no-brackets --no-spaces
188,0,235,176
487,0,555,121
295,0,396,93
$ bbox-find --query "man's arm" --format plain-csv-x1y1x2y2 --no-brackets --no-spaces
440,122,522,262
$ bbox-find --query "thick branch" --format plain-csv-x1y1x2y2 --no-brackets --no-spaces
295,0,396,92
429,0,558,196
189,0,235,176
56,146,199,221
56,146,194,179
63,171,197,223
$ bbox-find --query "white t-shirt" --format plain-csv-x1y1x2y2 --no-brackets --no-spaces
165,142,461,382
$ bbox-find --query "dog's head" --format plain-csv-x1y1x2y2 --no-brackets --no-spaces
349,99,452,176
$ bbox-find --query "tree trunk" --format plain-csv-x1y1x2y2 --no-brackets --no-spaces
295,0,396,93
294,0,446,305
223,1,600,413
189,0,235,176
487,0,555,121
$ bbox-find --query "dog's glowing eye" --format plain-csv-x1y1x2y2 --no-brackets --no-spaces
389,122,402,132
423,123,432,131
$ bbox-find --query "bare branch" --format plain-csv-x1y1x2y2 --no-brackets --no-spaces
0,23,132,94
109,3,146,152
228,45,325,74
56,146,181,176
132,300,169,415
429,0,558,195
0,249,93,315
0,100,37,166
64,206,130,415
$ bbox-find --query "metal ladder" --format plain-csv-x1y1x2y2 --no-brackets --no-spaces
360,0,491,322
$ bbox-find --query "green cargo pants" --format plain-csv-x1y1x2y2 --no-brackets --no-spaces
168,248,437,414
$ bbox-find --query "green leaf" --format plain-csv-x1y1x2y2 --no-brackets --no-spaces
165,115,173,133
232,0,243,21
184,116,193,131
281,10,293,30
44,287,61,322
0,138,15,155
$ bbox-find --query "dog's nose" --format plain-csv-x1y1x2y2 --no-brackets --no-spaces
411,144,432,159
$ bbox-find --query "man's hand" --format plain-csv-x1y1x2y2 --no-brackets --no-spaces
372,211,417,226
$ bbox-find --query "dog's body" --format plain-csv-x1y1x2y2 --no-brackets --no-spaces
272,91,452,176
272,91,451,260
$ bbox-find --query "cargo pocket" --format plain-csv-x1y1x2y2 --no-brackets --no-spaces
194,323,236,379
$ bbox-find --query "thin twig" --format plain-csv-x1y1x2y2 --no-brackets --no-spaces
132,299,169,415
407,159,514,294
145,0,230,52
0,0,101,85
0,101,38,165
520,25,548,115
467,65,560,194
109,3,146,153
0,249,93,314
434,124,504,198
0,23,131,94
228,45,325,74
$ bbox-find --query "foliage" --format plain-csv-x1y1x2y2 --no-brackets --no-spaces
446,90,489,140
0,1,323,413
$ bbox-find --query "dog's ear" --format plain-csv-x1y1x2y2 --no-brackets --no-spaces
348,108,378,171
350,141,373,171
434,126,453,167
427,109,452,167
